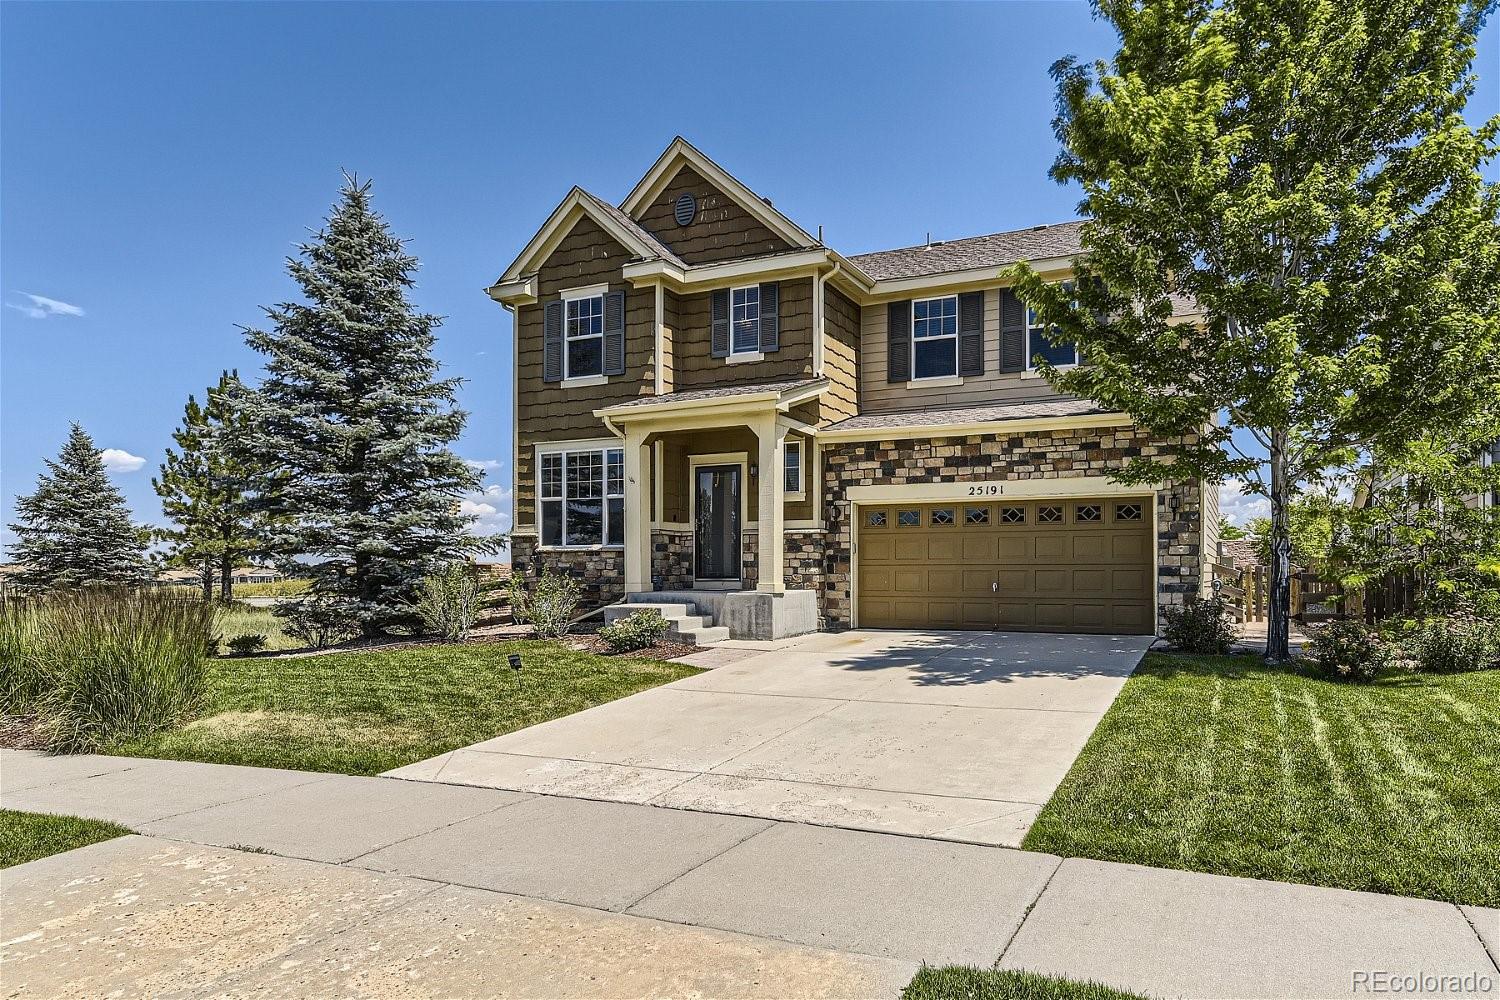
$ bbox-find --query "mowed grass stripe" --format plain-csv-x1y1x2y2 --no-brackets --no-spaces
1023,654,1500,906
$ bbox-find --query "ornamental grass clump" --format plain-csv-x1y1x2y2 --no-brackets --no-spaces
0,589,217,753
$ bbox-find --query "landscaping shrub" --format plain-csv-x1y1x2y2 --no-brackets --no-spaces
1159,596,1238,654
598,610,671,653
1305,618,1382,682
274,595,361,649
1408,613,1500,674
0,589,217,753
225,633,268,655
508,569,581,639
410,563,482,641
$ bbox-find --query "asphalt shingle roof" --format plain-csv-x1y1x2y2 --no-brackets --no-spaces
577,189,686,269
604,379,825,410
848,221,1086,281
823,397,1117,433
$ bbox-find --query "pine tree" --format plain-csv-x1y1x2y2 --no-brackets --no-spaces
9,423,149,590
1011,0,1500,660
153,371,262,601
236,174,483,635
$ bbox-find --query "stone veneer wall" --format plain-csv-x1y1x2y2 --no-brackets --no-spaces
818,425,1203,629
509,536,624,611
651,528,694,591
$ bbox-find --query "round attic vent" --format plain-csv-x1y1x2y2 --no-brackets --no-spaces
674,193,697,227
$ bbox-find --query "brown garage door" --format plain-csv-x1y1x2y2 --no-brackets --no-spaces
856,498,1154,634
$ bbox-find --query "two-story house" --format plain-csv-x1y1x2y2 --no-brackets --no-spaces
488,138,1210,639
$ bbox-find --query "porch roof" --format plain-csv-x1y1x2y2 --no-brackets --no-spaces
595,379,828,423
818,397,1131,441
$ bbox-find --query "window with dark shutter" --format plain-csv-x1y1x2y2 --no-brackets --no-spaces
543,301,564,382
999,289,1025,373
758,282,780,353
887,300,911,383
602,291,626,375
711,289,731,358
958,291,984,376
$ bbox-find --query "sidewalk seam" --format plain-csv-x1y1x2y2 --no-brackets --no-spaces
339,792,539,865
618,820,778,914
992,854,1066,968
1459,904,1500,974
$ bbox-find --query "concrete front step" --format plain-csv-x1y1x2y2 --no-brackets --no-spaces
603,603,693,623
671,625,731,644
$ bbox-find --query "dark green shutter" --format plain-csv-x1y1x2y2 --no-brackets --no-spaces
758,282,780,352
711,289,730,358
958,291,984,376
999,289,1025,373
887,300,910,383
543,301,564,382
603,290,626,375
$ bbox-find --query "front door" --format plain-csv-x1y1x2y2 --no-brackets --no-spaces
694,464,741,582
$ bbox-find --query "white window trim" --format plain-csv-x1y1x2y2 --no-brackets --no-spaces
562,284,609,381
535,439,625,550
784,439,805,501
729,284,761,358
911,295,959,380
908,375,965,388
1023,289,1079,375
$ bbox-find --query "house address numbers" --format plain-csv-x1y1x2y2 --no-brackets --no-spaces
966,484,1005,496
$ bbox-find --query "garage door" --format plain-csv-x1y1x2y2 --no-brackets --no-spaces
856,497,1154,634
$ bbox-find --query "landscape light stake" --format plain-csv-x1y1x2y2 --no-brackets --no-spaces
507,653,522,672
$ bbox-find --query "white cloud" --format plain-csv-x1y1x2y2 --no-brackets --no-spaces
6,293,84,319
100,448,146,473
461,483,511,541
1219,479,1270,526
464,458,504,473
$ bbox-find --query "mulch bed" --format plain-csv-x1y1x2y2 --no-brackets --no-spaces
0,714,48,751
565,634,703,660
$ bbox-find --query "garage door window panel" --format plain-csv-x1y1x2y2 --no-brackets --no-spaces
1038,505,1064,524
965,506,991,525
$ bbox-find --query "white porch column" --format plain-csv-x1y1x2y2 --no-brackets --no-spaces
755,414,786,594
623,425,652,595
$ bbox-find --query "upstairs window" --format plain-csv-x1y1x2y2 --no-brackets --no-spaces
1026,282,1077,368
565,293,604,378
912,296,958,378
784,439,803,494
539,447,624,547
731,285,761,355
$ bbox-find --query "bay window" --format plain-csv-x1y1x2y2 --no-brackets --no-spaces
539,446,625,547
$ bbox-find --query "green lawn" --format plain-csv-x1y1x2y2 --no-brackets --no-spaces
214,603,300,651
1,809,131,868
904,967,1149,1000
114,640,699,775
1023,653,1500,907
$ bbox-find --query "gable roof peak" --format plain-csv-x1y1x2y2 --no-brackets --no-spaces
621,137,816,250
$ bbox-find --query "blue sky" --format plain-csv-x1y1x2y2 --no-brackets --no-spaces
3,1,1496,552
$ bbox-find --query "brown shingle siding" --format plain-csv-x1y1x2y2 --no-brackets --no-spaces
635,165,796,265
672,277,815,390
822,285,860,422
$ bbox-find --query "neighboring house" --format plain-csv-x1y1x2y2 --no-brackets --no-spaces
229,566,282,585
488,138,1210,638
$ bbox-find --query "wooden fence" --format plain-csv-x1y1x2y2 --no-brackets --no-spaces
1211,561,1341,623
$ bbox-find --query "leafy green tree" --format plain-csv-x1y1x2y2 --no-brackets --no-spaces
1337,432,1500,607
1011,0,1500,659
236,174,484,636
1218,518,1247,541
153,372,262,601
8,424,149,590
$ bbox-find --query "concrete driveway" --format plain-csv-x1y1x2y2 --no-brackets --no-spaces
387,630,1154,846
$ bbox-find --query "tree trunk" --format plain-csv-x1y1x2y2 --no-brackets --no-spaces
200,561,214,603
1265,437,1294,662
220,552,233,602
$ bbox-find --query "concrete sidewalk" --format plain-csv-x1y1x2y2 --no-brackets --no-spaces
3,750,1498,999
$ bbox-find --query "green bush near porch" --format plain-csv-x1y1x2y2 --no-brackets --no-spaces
1023,653,1500,907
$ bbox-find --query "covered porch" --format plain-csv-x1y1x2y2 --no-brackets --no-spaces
595,380,828,638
